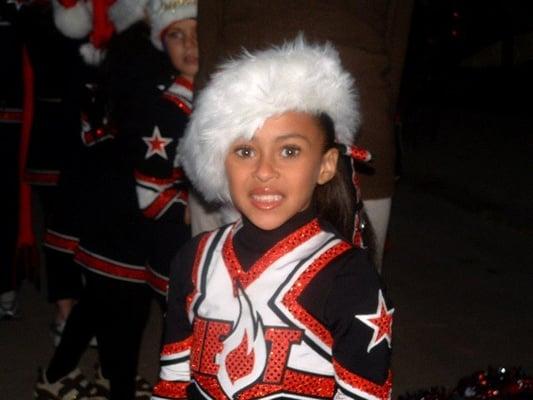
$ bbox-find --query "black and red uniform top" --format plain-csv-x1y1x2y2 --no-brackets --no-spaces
153,207,394,399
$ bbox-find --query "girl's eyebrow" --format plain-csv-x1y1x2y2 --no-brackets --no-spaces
274,132,311,143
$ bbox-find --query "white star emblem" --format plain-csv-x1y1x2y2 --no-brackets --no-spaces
355,290,394,353
142,126,173,160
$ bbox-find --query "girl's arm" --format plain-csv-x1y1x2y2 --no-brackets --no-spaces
151,235,203,399
326,249,394,400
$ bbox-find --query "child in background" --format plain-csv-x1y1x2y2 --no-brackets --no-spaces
34,1,198,399
152,37,394,400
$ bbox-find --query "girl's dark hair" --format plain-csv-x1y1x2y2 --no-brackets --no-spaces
313,113,356,239
313,113,376,256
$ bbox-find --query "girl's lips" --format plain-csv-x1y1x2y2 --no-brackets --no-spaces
184,55,198,65
249,190,284,210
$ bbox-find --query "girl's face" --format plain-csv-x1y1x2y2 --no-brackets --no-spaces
163,18,198,82
225,111,338,231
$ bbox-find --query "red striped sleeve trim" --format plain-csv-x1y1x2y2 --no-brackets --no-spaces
44,230,79,253
161,336,193,356
152,380,188,399
74,247,146,282
334,359,392,400
146,268,169,295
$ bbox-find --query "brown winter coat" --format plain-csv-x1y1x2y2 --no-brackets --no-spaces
196,0,413,199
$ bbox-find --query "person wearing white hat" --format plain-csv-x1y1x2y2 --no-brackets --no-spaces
152,36,393,400
34,1,199,399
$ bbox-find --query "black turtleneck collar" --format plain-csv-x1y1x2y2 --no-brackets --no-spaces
233,207,317,271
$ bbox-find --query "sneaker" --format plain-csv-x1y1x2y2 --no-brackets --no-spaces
92,365,110,398
33,367,100,400
93,364,152,399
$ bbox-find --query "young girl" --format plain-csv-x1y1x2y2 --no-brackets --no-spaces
34,1,197,399
152,37,394,399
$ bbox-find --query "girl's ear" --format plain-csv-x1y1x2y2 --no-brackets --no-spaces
317,147,339,185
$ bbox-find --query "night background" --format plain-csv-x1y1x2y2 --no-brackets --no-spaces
1,0,532,399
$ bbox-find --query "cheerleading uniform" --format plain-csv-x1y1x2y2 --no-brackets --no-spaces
72,76,191,294
46,76,192,399
17,1,91,304
153,208,393,400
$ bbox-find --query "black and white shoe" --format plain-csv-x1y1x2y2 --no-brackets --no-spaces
33,367,104,400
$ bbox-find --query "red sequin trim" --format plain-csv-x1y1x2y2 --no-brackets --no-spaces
194,368,335,399
161,336,193,356
334,359,392,400
186,232,213,313
282,241,351,347
222,219,322,289
152,379,188,399
194,375,229,399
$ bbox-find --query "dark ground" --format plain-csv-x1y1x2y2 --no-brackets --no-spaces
1,97,532,398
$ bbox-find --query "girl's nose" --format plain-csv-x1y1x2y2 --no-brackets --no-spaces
185,34,197,49
253,155,279,182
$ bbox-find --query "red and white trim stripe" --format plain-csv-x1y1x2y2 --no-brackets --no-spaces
153,336,193,399
44,229,79,254
334,360,392,400
74,246,146,283
146,265,169,296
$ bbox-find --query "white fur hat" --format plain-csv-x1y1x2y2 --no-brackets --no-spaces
147,0,197,51
179,35,360,204
108,0,149,34
52,0,92,39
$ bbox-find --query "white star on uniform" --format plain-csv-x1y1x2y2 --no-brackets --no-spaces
142,126,173,160
355,290,394,353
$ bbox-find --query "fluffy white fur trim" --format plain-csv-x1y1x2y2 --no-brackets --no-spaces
179,35,360,204
147,0,197,51
108,0,149,33
52,0,92,39
79,42,106,66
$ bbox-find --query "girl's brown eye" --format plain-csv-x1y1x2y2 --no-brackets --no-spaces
281,146,300,158
235,147,255,158
167,30,185,41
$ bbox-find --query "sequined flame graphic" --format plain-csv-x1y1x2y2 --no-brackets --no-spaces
216,286,267,397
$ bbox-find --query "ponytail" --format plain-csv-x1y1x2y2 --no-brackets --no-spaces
314,113,356,240
314,113,376,257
